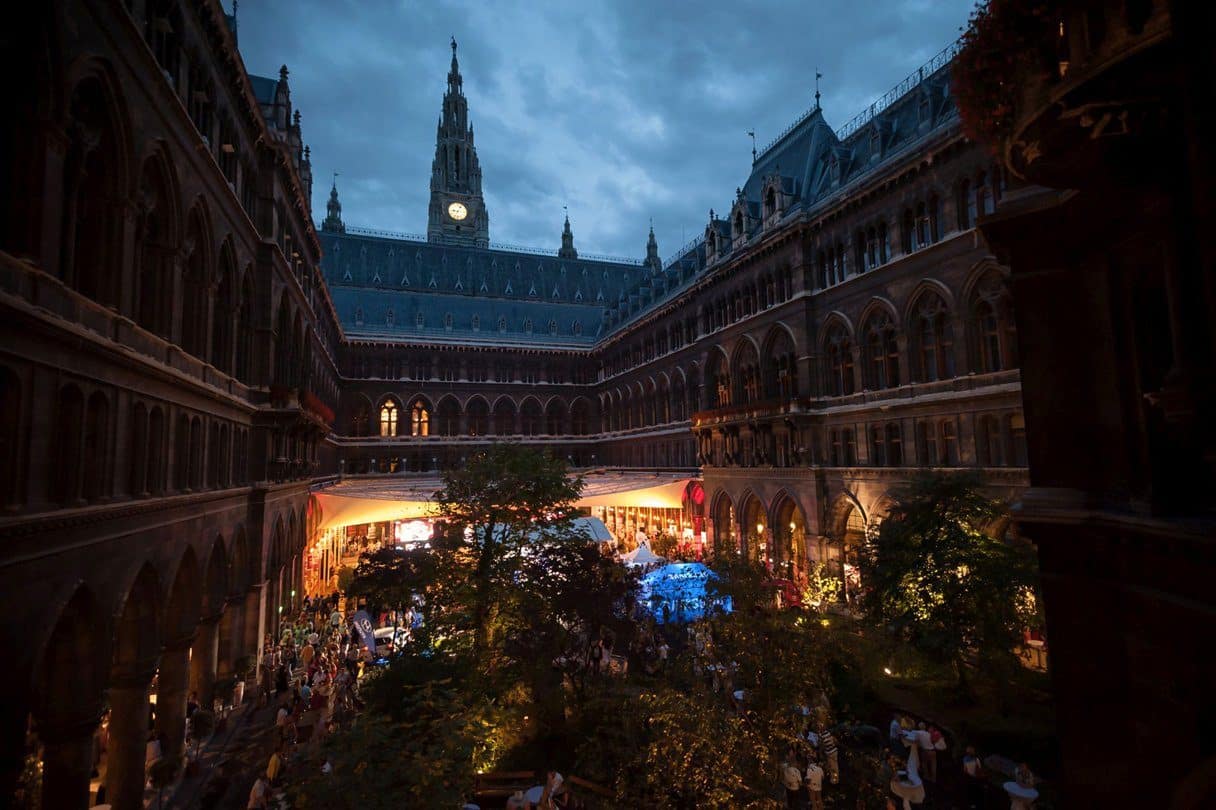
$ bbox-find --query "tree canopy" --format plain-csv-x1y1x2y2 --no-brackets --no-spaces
858,473,1040,691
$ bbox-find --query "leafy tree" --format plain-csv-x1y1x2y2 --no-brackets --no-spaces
430,444,585,659
857,473,1040,694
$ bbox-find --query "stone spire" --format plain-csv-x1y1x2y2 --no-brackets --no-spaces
645,221,661,274
322,174,344,233
558,209,578,259
428,37,488,246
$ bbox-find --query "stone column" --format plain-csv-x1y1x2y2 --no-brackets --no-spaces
243,585,265,664
39,718,99,810
105,671,154,810
190,614,221,707
156,637,193,764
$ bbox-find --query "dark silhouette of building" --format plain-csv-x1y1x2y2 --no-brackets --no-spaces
967,1,1215,805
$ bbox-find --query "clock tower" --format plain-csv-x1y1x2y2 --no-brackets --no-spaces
427,38,489,247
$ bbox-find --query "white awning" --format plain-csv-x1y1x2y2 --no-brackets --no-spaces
313,471,698,533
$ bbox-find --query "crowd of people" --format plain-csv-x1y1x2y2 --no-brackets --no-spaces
241,592,380,808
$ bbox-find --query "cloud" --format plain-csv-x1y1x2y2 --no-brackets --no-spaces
235,0,974,260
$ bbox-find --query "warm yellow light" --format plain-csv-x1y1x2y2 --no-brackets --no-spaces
756,523,765,534
883,667,893,676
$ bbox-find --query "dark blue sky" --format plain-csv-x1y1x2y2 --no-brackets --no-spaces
236,0,976,261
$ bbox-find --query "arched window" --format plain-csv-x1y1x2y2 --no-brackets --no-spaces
976,414,1004,466
869,424,886,466
978,171,995,216
52,386,84,504
571,399,591,435
1008,413,1028,466
970,272,1017,374
83,392,109,502
862,314,900,389
379,401,399,436
912,294,955,382
825,326,855,397
916,421,938,466
467,399,489,436
436,398,459,436
940,419,959,465
901,209,915,253
129,402,148,496
958,179,974,230
147,407,165,495
410,402,430,436
886,422,903,466
493,399,516,435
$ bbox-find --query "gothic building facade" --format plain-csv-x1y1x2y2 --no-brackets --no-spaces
0,2,338,807
0,3,1030,808
324,41,1029,580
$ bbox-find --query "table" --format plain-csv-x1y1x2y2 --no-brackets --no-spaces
1003,781,1039,808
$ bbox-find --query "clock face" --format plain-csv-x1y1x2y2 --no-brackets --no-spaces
447,202,468,221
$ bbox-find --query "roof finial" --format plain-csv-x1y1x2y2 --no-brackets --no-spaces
451,35,457,54
815,69,823,111
747,129,757,164
332,171,339,191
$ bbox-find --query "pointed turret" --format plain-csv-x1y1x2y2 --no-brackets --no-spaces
322,175,344,233
645,222,661,274
428,37,489,247
558,212,578,259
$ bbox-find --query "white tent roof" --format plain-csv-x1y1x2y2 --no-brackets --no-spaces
622,545,666,566
312,472,698,533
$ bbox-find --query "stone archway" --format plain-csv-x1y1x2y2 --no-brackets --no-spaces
32,585,109,809
106,564,163,810
738,492,767,564
772,492,809,581
709,491,735,557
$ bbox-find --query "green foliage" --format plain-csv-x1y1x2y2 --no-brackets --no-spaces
348,546,435,611
801,561,843,613
858,473,1039,692
336,564,356,593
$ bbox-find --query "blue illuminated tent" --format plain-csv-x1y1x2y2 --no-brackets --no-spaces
638,562,732,624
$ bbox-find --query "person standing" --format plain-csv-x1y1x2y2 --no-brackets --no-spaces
805,755,825,810
961,745,984,809
781,748,805,809
916,721,937,781
246,772,270,809
818,726,839,785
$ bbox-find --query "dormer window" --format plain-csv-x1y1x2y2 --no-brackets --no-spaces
471,314,480,331
734,212,743,235
573,321,582,336
764,187,776,218
386,308,394,326
354,307,363,326
548,319,557,335
497,316,507,333
524,318,533,334
415,311,425,329
444,312,453,330
870,127,881,157
918,93,931,124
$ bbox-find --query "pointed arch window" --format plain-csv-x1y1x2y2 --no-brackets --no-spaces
913,296,955,382
379,401,398,436
410,402,430,437
825,326,855,397
863,314,900,389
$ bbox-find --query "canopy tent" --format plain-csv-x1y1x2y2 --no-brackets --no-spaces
622,545,665,566
312,472,698,533
576,475,695,509
638,562,732,624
